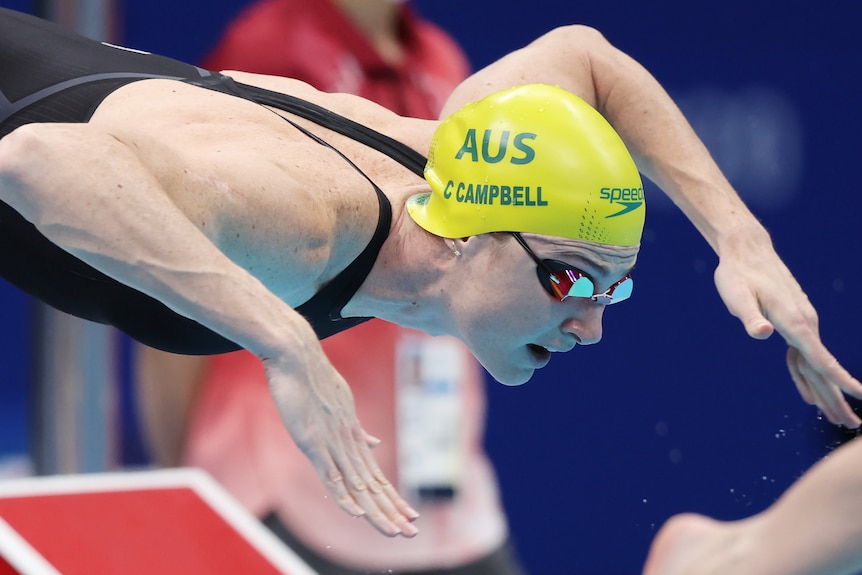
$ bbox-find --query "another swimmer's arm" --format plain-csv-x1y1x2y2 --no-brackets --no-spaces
758,437,862,575
645,438,862,575
744,437,862,575
0,123,419,537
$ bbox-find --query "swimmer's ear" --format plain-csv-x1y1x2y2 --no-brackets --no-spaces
451,236,474,254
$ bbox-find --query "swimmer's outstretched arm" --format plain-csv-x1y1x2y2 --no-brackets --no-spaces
0,122,419,538
441,24,862,427
643,437,862,575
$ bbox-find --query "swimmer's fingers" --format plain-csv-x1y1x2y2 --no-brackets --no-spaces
264,355,417,537
350,437,420,535
772,307,862,427
788,346,862,429
324,428,419,537
714,247,862,427
713,253,775,341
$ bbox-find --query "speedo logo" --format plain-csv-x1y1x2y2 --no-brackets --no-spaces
600,187,644,218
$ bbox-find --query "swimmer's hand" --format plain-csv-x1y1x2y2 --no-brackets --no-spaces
713,226,862,428
263,355,420,537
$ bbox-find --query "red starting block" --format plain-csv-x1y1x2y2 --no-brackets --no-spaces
0,468,317,574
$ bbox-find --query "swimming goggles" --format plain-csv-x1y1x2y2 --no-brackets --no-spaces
511,233,633,305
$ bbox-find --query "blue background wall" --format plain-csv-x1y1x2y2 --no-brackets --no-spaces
0,0,31,461
1,1,860,573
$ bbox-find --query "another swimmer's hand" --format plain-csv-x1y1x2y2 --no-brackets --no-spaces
263,356,420,537
713,228,862,428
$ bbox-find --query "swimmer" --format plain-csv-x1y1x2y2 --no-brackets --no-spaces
1,7,859,537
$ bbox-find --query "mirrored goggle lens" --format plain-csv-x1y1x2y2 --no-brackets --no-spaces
539,261,634,305
600,276,633,305
537,261,594,301
551,269,594,300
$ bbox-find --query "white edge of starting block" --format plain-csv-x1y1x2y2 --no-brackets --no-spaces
0,468,318,575
0,518,63,575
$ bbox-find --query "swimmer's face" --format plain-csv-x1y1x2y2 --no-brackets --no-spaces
452,233,638,385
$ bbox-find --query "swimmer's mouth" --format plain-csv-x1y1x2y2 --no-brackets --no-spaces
527,344,552,366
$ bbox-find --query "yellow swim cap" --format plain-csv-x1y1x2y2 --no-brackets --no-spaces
407,84,645,247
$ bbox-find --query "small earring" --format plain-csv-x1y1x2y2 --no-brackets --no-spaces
445,238,462,257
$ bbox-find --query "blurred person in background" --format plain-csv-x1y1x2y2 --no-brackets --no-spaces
135,1,526,573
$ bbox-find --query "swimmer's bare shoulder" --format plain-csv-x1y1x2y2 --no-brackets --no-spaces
220,70,431,142
83,76,372,302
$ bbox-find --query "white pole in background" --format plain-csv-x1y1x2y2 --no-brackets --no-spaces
40,0,118,42
30,0,121,476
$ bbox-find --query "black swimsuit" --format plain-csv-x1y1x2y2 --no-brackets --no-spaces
0,8,428,353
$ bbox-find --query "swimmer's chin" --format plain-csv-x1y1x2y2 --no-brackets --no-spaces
476,354,539,386
489,368,533,387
